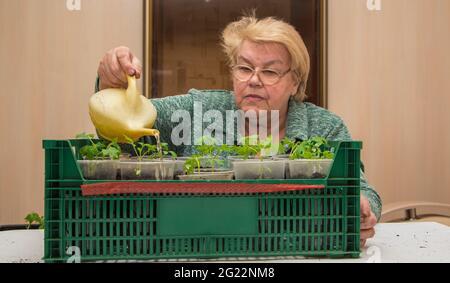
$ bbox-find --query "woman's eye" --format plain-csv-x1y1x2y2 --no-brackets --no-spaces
262,70,279,77
238,66,253,73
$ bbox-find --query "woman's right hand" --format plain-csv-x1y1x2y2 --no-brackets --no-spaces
97,46,142,90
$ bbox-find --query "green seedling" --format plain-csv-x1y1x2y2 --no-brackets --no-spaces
183,154,203,175
183,136,231,174
25,212,44,230
289,136,335,160
76,133,121,160
231,135,279,160
147,142,177,160
125,136,177,176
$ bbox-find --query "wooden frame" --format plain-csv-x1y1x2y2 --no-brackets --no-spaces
144,0,153,99
319,0,328,108
144,0,328,108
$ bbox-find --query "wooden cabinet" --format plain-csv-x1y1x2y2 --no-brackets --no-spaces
147,0,327,107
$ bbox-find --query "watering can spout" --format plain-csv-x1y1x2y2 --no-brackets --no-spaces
89,75,158,143
96,128,160,143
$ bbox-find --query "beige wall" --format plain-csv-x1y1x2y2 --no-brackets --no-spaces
327,0,450,211
0,0,143,225
1,0,449,225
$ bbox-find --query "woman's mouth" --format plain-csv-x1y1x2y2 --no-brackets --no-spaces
244,94,265,102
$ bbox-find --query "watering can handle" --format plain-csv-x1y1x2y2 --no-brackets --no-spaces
125,75,139,107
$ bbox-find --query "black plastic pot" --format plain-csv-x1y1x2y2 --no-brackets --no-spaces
0,224,40,231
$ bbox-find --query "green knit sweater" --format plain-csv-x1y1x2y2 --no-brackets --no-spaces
95,80,382,220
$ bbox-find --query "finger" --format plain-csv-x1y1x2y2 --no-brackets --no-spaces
98,64,123,89
360,196,371,218
103,57,123,87
360,240,367,248
361,212,378,230
99,59,119,87
99,73,122,89
360,228,375,241
110,53,128,84
116,48,136,76
131,55,142,79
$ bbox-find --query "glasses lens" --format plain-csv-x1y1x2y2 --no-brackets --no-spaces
233,66,254,81
232,65,288,85
260,70,281,85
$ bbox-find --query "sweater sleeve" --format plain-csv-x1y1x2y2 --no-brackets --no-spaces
326,118,383,221
149,94,194,155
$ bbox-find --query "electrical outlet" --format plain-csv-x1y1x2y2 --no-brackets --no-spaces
367,0,382,11
66,0,81,11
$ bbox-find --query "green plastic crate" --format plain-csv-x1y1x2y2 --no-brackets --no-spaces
42,139,361,262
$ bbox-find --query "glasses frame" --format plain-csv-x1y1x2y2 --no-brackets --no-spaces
231,64,293,86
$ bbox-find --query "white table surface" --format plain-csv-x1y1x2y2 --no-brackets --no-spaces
1,222,449,263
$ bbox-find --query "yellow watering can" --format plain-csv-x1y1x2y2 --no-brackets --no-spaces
89,75,159,143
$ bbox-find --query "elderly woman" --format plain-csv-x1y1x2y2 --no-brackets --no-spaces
96,16,381,248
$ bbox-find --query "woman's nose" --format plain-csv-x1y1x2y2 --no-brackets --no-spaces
248,71,263,87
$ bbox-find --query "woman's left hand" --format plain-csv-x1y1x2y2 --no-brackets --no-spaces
360,195,378,248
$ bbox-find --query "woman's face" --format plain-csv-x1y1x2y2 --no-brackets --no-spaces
233,40,299,116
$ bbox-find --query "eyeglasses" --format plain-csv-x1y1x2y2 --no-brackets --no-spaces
232,65,292,86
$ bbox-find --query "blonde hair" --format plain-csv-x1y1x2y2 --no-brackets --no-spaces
221,15,310,102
